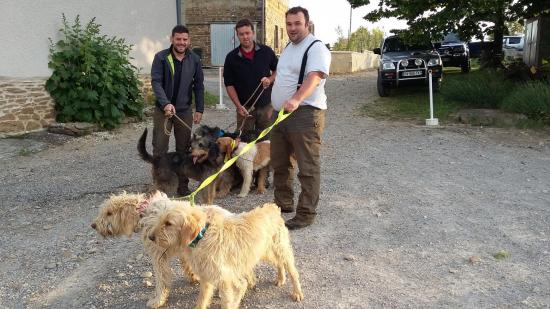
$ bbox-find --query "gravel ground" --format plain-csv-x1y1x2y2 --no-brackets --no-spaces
1,70,549,309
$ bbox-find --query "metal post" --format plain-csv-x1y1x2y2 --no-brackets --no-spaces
425,70,439,126
216,67,228,110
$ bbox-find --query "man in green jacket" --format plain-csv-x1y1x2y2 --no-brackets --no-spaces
151,25,204,196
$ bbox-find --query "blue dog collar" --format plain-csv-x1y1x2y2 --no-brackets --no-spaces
188,223,209,248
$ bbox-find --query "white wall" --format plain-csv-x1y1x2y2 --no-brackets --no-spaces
0,0,177,77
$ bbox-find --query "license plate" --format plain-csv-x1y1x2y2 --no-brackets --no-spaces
402,70,422,77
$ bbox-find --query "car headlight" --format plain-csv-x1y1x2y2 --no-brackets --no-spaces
428,58,441,66
382,62,396,70
414,59,423,66
401,60,409,67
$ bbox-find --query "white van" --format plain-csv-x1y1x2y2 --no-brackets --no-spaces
502,35,524,60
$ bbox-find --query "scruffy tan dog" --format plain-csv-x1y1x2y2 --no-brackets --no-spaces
217,137,270,198
149,202,304,309
91,192,233,308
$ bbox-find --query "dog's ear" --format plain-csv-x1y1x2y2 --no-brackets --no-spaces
180,209,205,246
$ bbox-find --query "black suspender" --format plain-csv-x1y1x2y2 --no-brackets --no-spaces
297,39,322,90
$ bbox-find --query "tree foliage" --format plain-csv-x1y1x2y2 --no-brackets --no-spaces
333,26,384,52
347,0,550,67
45,14,144,129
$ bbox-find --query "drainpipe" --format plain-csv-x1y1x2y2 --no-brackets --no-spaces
261,0,265,44
176,0,181,25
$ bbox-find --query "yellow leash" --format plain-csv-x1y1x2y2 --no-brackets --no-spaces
177,108,291,205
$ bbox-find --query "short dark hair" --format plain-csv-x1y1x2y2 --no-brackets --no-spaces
235,19,254,32
172,25,189,37
286,6,309,24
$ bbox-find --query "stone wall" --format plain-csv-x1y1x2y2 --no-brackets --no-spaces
0,77,56,136
330,51,380,74
183,0,288,65
0,75,153,136
264,0,288,54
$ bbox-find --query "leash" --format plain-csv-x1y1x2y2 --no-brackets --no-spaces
164,113,193,136
222,81,265,134
175,108,292,206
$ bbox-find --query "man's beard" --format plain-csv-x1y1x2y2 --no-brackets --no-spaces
173,45,186,54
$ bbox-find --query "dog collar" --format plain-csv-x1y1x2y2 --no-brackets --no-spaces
188,223,209,248
224,139,238,163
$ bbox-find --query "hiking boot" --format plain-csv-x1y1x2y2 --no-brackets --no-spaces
285,216,314,230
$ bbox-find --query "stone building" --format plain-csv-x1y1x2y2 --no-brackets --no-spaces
183,0,289,66
0,0,176,136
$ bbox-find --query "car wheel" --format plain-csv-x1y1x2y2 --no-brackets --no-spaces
461,60,471,73
377,75,390,97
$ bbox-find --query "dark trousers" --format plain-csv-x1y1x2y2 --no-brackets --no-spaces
152,108,193,191
270,105,326,220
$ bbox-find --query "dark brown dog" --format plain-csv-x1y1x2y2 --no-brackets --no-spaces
138,127,235,204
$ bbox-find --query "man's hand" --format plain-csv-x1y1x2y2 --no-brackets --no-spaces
261,76,272,89
193,112,203,124
283,98,300,113
164,104,176,118
236,105,249,117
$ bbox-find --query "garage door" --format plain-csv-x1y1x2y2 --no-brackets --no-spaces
210,23,238,66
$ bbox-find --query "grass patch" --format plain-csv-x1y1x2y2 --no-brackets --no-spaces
493,250,511,260
362,71,466,123
18,148,32,156
204,90,219,108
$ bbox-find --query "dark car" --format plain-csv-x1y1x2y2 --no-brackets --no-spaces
373,35,443,97
437,33,470,73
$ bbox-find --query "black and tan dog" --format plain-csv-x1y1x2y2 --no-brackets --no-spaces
137,126,235,204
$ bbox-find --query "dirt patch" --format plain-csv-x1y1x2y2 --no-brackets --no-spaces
1,71,549,308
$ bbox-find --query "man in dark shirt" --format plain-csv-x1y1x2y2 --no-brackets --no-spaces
223,19,278,132
150,25,204,196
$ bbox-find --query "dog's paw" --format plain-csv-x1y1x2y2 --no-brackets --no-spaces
237,193,248,198
256,187,267,194
275,277,286,287
292,290,304,302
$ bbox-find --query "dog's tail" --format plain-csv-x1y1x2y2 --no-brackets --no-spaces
137,128,154,163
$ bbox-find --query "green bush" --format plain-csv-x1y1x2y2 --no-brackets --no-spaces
501,81,550,120
45,14,144,129
440,70,514,108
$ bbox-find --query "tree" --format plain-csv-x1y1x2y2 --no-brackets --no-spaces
333,26,384,52
347,0,550,67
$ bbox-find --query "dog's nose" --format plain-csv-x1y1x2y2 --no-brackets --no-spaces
149,234,155,241
91,223,97,229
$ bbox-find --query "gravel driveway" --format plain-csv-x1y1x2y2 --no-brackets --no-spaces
1,70,549,308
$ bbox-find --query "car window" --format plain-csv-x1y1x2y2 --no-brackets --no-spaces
383,37,432,53
508,37,522,44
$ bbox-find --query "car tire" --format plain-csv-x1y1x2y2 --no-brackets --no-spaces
461,60,471,73
377,75,390,97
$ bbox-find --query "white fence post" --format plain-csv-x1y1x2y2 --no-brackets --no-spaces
216,67,228,110
425,70,439,126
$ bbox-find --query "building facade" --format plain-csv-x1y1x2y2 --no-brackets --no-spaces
183,0,289,66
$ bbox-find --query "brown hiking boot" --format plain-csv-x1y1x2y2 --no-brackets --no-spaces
285,216,314,230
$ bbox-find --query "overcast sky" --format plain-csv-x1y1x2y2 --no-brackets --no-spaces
288,0,407,45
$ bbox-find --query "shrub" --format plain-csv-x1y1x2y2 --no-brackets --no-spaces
440,70,514,108
501,81,550,120
45,14,144,129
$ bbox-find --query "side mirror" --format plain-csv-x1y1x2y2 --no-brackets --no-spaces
433,42,441,49
373,48,381,55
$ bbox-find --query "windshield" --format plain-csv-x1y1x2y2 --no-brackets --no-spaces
383,37,433,53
